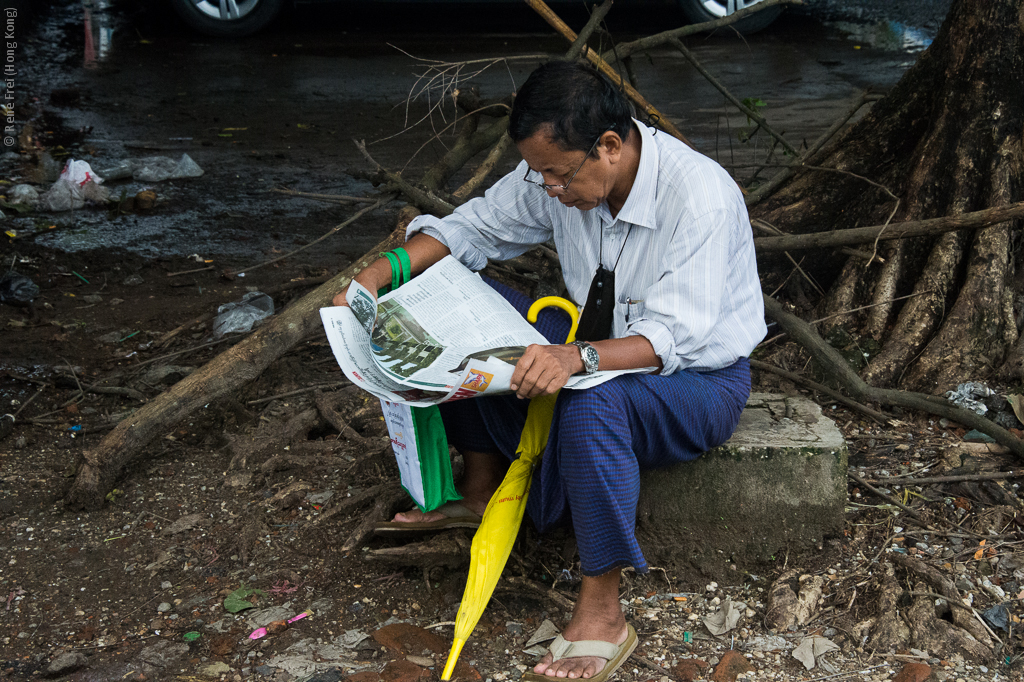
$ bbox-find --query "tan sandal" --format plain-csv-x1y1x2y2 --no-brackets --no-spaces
522,624,638,682
373,501,482,537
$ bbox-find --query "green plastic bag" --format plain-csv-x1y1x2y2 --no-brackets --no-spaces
381,399,461,512
377,248,461,513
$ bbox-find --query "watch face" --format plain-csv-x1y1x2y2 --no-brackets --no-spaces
576,342,599,374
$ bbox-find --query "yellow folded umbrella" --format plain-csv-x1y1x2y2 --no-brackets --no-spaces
441,297,578,681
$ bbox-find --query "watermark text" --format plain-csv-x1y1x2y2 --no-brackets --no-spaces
3,8,17,148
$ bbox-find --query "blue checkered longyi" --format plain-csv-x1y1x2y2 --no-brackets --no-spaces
439,278,751,576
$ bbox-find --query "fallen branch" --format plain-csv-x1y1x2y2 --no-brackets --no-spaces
754,201,1024,253
763,294,1024,459
864,471,1024,486
847,471,934,526
308,483,389,528
750,359,891,425
341,487,409,552
502,576,576,612
566,0,615,61
246,382,351,406
524,0,693,148
226,196,395,276
746,92,878,207
451,135,514,201
270,188,378,204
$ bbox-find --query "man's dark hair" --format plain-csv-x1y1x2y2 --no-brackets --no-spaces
509,60,633,153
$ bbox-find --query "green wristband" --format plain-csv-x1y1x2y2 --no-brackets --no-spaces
393,247,412,286
380,251,401,295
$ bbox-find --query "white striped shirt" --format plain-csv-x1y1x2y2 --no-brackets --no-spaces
407,120,766,375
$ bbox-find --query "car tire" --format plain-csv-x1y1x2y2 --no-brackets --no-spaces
677,0,783,34
168,0,286,38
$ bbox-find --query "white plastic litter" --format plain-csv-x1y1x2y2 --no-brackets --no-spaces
945,381,996,415
94,154,204,183
212,291,274,337
702,599,743,635
38,159,110,211
8,184,40,207
792,635,838,670
132,154,204,182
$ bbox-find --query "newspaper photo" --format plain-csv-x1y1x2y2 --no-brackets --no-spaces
320,256,649,406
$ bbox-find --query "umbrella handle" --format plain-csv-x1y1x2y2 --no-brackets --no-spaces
526,296,580,343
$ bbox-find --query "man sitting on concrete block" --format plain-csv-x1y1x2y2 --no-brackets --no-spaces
335,60,766,681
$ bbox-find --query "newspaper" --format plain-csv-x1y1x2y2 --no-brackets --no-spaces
320,256,647,406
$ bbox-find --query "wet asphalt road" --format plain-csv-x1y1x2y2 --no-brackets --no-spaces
9,0,953,265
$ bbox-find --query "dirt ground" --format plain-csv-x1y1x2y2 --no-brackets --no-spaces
2,2,1023,682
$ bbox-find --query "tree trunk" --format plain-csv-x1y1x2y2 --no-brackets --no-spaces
754,0,1024,393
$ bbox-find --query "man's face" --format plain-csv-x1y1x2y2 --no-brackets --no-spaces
516,129,616,212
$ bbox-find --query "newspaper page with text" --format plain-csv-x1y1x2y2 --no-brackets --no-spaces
320,256,649,406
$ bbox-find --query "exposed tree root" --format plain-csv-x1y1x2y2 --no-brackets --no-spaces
864,555,994,661
763,294,1024,459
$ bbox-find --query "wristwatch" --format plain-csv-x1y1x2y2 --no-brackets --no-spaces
571,340,600,375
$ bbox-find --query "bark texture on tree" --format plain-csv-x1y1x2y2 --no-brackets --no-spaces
755,0,1024,392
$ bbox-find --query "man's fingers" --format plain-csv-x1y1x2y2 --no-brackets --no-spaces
510,346,540,391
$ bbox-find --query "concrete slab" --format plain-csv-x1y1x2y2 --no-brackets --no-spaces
635,393,848,574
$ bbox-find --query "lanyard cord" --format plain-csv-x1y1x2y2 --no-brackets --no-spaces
599,220,634,271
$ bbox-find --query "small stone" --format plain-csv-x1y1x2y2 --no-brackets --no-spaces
200,661,232,678
135,190,157,210
892,662,932,682
161,581,172,589
672,659,710,682
83,294,103,304
380,659,430,682
710,650,754,682
44,651,88,677
406,655,434,667
372,623,448,655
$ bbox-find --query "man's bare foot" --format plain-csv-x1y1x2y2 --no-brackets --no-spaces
533,570,627,679
391,500,486,524
388,449,506,525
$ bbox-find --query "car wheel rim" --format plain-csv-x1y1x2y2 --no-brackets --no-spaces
190,0,261,21
697,0,766,17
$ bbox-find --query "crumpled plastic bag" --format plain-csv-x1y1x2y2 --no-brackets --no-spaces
38,159,110,211
702,599,743,635
8,184,40,207
0,272,40,306
792,634,838,670
522,618,560,655
96,154,204,183
212,291,274,337
945,381,996,415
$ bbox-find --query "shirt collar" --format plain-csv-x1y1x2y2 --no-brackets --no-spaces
609,119,659,230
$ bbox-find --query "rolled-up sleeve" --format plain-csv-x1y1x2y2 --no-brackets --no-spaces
408,162,555,271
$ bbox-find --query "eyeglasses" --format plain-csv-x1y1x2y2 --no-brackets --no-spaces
523,134,603,195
